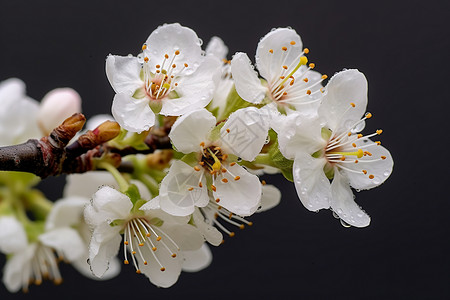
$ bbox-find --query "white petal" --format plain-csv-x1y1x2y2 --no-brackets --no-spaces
144,23,203,75
72,254,121,281
37,88,82,136
255,28,303,81
39,227,85,261
160,56,219,116
205,36,228,60
182,243,212,272
169,109,216,154
163,223,204,251
3,243,35,293
258,184,281,212
45,196,87,230
112,92,155,133
140,196,161,211
105,55,143,94
85,114,115,130
230,52,267,104
0,216,27,254
64,171,116,198
192,209,223,246
88,227,122,277
91,186,133,221
340,139,394,190
319,69,368,133
277,113,325,160
158,160,209,217
330,170,370,227
213,164,261,216
137,241,182,288
220,107,269,161
293,153,332,211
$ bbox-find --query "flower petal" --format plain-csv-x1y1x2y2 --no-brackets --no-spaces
158,160,209,217
105,55,142,94
206,36,228,60
90,186,133,222
64,171,116,198
182,243,212,272
277,113,325,160
39,227,85,261
230,52,267,104
319,69,368,133
160,56,219,116
112,92,155,133
45,196,88,230
330,170,370,227
88,227,122,278
3,244,35,293
220,107,269,161
144,23,203,75
340,139,394,190
255,28,303,82
192,209,223,246
72,254,121,281
169,109,216,154
257,184,281,212
213,163,261,216
293,152,331,211
0,216,27,254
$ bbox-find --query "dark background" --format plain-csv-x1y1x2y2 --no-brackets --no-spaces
0,0,448,299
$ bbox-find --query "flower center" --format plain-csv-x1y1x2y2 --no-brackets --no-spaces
264,45,326,106
122,217,179,274
321,104,387,180
22,243,63,292
142,48,189,100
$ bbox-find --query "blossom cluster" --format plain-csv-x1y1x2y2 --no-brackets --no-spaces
0,23,393,292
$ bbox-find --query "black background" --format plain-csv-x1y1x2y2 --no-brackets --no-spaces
0,0,449,299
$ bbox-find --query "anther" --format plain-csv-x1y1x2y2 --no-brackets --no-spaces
261,180,266,185
136,270,141,274
200,142,205,147
357,134,363,138
322,75,328,79
226,128,230,133
229,232,235,237
375,141,381,145
188,187,194,191
124,260,129,264
234,176,240,181
376,129,383,135
124,241,129,245
142,45,147,50
172,253,177,258
362,170,367,174
172,64,176,68
160,267,166,272
152,247,157,251
175,50,180,55
269,49,273,53
309,63,315,69
211,184,217,192
365,112,372,118
352,143,357,147
144,57,149,62
230,162,236,166
222,178,228,183
303,78,309,82
194,166,200,171
381,156,386,160
216,198,220,203
340,156,346,161
239,224,245,230
290,41,296,45
156,64,161,68
306,90,312,95
283,65,288,69
164,54,169,59
282,46,288,51
156,236,162,241
199,182,203,188
350,102,356,107
369,175,375,179
184,63,188,67
303,48,309,54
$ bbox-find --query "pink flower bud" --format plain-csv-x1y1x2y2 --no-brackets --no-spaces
37,88,82,136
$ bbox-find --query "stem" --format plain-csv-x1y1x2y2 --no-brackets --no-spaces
98,161,129,192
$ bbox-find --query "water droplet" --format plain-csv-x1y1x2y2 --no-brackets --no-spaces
383,170,390,176
336,208,343,214
198,38,203,46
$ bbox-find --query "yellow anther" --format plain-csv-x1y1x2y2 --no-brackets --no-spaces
222,178,228,183
369,175,375,179
365,112,372,119
290,41,296,45
350,102,356,107
163,83,171,89
352,143,357,147
322,75,328,80
164,54,169,59
261,180,266,185
280,76,285,79
381,156,386,160
175,50,180,55
194,166,200,171
364,151,373,156
124,241,129,245
146,233,151,237
362,170,367,174
226,128,230,133
198,182,203,188
152,247,157,251
156,64,161,68
269,49,273,53
136,270,141,274
354,160,359,163
142,44,147,50
172,64,176,68
144,57,149,62
376,129,383,135
138,243,144,247
283,65,288,69
200,142,205,147
248,222,253,226
229,232,235,237
172,253,177,258
222,168,227,173
303,78,309,82
160,267,166,272
156,236,162,241
211,184,217,192
234,176,240,181
306,90,312,95
184,63,189,67
375,141,381,145
144,261,148,265
240,224,245,229
348,132,352,136
303,48,309,54
357,134,363,138
309,63,315,69
124,260,129,265
215,198,220,203
282,46,288,51
340,156,346,161
132,251,136,255
188,187,194,191
230,162,236,166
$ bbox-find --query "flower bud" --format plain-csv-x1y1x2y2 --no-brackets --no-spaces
38,88,82,135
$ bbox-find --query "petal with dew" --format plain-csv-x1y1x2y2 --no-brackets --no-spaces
330,170,370,227
182,243,213,272
112,92,155,133
105,55,143,94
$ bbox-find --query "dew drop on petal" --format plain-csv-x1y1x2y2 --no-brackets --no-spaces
383,170,390,177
